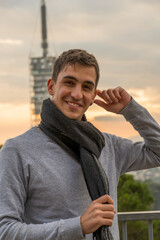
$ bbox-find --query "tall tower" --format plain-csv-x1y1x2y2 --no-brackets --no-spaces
30,0,55,126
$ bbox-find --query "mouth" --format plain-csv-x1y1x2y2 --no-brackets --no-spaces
66,101,82,108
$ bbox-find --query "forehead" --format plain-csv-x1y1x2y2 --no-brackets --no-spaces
59,63,96,82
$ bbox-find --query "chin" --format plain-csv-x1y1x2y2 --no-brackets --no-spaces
65,113,81,121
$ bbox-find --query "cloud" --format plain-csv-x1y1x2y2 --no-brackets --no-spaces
0,39,23,45
134,0,160,6
94,115,123,122
128,87,160,108
0,0,38,9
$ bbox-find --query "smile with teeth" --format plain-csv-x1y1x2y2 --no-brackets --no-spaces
67,101,82,107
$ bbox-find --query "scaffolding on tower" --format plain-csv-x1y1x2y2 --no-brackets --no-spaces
30,0,55,126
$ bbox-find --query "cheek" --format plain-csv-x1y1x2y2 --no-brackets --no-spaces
85,93,95,102
56,87,70,100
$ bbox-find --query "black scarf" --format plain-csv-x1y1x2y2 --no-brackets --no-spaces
39,98,114,240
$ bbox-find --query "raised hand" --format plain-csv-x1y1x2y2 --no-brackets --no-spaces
80,194,115,235
94,87,131,113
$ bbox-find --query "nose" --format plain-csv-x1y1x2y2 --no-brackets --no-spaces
71,85,83,100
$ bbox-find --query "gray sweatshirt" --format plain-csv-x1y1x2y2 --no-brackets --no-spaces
0,99,160,240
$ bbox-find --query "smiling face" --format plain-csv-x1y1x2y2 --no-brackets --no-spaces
47,63,97,120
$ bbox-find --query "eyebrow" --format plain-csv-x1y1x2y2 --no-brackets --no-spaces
63,75,95,87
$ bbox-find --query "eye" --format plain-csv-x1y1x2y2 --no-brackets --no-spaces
64,80,74,86
83,85,92,91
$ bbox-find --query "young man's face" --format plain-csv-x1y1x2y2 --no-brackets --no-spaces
47,63,97,121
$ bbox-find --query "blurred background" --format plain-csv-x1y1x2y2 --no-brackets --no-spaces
0,0,160,145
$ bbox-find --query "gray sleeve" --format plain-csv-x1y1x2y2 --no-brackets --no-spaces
113,98,160,175
0,144,85,240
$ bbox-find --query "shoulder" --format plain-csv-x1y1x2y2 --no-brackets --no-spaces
0,127,50,169
2,127,38,149
1,127,49,157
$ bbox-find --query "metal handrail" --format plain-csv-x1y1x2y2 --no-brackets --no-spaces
118,211,160,240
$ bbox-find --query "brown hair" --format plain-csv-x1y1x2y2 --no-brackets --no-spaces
51,49,100,88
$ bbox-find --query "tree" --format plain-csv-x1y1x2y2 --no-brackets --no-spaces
118,174,156,240
145,180,160,210
118,174,153,212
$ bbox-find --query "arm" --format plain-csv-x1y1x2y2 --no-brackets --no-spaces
0,144,84,240
117,97,160,173
95,86,160,174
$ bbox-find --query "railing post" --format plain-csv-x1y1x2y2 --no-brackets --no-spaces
148,220,153,240
122,221,127,240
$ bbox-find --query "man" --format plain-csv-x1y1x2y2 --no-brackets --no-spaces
0,49,160,240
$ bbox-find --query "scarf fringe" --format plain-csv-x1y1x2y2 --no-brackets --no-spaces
93,226,114,240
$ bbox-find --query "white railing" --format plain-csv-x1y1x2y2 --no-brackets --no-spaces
118,211,160,240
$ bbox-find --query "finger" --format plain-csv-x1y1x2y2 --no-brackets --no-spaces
101,210,115,220
95,89,116,104
101,90,113,103
96,212,114,227
103,89,121,103
94,194,114,204
96,90,106,101
112,88,122,101
94,99,108,109
100,218,113,227
96,203,115,213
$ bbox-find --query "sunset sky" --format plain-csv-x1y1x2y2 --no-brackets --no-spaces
0,0,160,144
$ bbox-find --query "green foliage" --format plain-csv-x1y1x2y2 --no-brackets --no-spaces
118,174,153,212
117,174,160,240
145,180,160,210
0,145,2,150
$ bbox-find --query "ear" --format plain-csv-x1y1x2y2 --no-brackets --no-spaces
94,89,98,98
47,78,54,96
90,89,97,105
